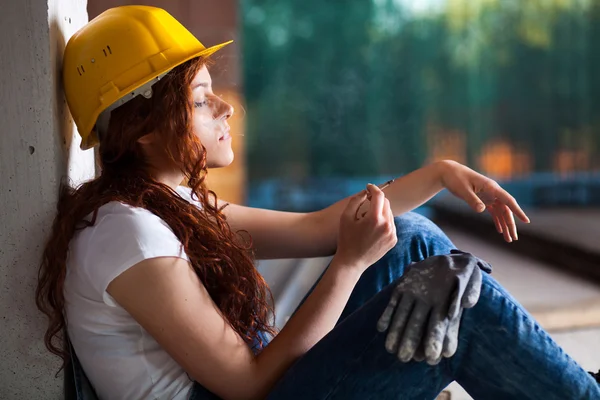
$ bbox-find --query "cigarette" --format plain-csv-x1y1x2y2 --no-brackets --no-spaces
377,180,394,190
366,179,395,200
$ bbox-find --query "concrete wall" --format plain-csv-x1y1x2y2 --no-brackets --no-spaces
0,0,92,397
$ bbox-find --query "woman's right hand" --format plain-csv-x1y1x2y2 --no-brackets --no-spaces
335,184,398,272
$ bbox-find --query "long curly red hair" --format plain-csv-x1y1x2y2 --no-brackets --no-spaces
35,57,276,368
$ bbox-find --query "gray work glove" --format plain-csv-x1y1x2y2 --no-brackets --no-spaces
377,249,492,365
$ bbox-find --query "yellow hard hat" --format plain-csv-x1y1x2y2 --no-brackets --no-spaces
63,5,232,150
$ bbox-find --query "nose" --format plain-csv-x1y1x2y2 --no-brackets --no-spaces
211,94,234,121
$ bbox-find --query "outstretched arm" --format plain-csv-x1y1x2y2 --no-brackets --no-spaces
221,160,529,260
218,163,443,260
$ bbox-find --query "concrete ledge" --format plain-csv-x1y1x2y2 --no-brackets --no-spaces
531,298,600,332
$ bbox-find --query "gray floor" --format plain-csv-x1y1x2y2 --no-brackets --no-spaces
433,195,600,255
257,225,600,399
515,209,600,254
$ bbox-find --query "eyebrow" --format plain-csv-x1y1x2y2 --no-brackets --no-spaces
192,82,210,90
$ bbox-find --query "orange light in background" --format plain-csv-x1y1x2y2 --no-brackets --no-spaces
427,124,467,165
554,149,590,177
478,139,531,180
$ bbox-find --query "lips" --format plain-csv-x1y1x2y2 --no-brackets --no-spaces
219,127,231,141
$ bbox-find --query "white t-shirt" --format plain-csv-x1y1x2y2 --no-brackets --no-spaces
64,186,200,400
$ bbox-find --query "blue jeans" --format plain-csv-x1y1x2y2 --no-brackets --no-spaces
193,213,600,399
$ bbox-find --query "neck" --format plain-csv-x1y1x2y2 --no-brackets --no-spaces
140,144,185,190
152,167,185,190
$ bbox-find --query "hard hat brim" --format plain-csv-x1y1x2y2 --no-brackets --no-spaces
196,40,234,59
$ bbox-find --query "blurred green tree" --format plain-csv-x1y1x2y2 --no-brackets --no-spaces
241,0,600,182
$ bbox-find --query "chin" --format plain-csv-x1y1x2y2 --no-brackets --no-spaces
207,151,235,168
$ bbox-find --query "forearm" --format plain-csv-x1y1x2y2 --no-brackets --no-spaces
251,257,362,398
385,160,446,214
313,160,448,253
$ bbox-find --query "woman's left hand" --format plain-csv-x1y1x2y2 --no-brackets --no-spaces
439,160,530,242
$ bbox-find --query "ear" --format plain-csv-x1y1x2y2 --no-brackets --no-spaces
137,132,156,145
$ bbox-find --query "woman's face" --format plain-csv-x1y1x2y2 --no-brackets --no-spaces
191,66,235,168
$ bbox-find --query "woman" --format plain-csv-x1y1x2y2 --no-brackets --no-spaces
36,5,599,400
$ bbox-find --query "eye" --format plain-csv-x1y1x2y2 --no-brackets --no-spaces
194,100,207,108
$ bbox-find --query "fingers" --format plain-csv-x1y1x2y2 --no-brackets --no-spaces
383,198,395,231
397,302,430,362
481,180,529,223
377,289,402,333
490,205,503,234
383,197,393,221
478,180,530,241
424,309,449,365
478,259,493,274
497,204,513,242
384,294,413,354
489,200,516,242
464,187,485,213
442,308,463,358
366,183,385,218
495,187,530,223
451,249,492,274
461,266,482,309
490,202,512,242
345,190,368,220
500,203,517,241
355,200,369,220
413,342,426,362
447,286,461,320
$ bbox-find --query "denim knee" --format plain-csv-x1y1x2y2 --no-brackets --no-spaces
393,212,454,255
